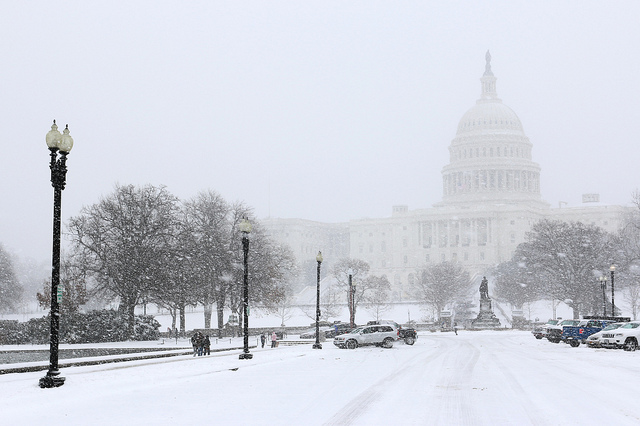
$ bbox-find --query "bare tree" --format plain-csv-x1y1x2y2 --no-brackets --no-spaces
412,261,472,320
36,255,87,315
363,275,392,321
0,244,23,313
300,286,342,323
181,190,230,330
67,184,180,337
514,219,618,318
623,280,640,320
493,258,544,309
331,258,372,323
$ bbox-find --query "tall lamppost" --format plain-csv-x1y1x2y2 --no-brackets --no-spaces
239,218,253,360
610,264,616,317
39,120,74,388
313,251,323,349
599,275,608,317
348,269,354,328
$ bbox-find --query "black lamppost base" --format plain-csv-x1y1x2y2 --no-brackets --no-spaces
239,353,253,360
39,374,65,388
312,343,322,349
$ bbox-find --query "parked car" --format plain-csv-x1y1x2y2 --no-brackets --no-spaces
610,321,640,351
547,319,581,343
325,322,354,338
586,323,627,348
299,326,333,339
368,320,417,345
400,327,418,345
333,324,399,349
561,319,614,347
532,319,560,340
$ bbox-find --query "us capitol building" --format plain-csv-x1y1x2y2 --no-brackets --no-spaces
261,52,629,300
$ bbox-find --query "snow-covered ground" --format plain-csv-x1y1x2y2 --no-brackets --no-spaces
2,330,639,425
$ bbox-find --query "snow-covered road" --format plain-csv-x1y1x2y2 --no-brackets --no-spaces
2,330,639,425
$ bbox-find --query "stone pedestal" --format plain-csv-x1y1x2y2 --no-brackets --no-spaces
471,298,502,329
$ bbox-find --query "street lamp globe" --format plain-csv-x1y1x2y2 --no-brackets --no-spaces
58,125,74,153
46,121,62,149
239,217,252,234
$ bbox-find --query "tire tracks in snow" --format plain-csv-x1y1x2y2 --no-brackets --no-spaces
324,337,465,425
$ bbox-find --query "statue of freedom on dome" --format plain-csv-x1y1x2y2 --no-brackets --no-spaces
484,50,492,75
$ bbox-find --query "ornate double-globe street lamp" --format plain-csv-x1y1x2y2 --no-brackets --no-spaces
610,264,616,317
239,218,253,360
599,275,608,317
313,251,323,349
39,120,74,388
348,268,356,328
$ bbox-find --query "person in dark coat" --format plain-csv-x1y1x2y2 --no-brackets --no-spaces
191,333,200,357
203,335,211,355
260,333,266,348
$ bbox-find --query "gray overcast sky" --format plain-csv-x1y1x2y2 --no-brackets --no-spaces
2,1,639,262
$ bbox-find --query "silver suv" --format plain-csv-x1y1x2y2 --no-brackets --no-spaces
333,324,399,349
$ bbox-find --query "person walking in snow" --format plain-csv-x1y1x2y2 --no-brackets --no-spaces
260,333,266,348
203,335,211,355
191,333,199,356
271,331,278,348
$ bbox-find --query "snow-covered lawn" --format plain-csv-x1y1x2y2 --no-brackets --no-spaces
1,330,639,425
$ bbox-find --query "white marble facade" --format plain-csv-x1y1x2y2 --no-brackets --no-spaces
261,53,631,300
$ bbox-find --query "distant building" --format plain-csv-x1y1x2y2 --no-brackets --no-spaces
261,52,630,300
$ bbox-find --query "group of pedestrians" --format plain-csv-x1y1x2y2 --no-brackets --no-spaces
260,332,279,348
190,331,211,356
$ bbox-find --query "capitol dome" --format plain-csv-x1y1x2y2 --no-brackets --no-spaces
456,101,524,135
439,52,546,208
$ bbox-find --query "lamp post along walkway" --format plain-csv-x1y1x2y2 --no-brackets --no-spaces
239,218,253,360
313,251,323,349
39,120,74,388
599,275,607,317
610,265,616,317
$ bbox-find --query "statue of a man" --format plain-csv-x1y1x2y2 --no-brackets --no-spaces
480,276,489,300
